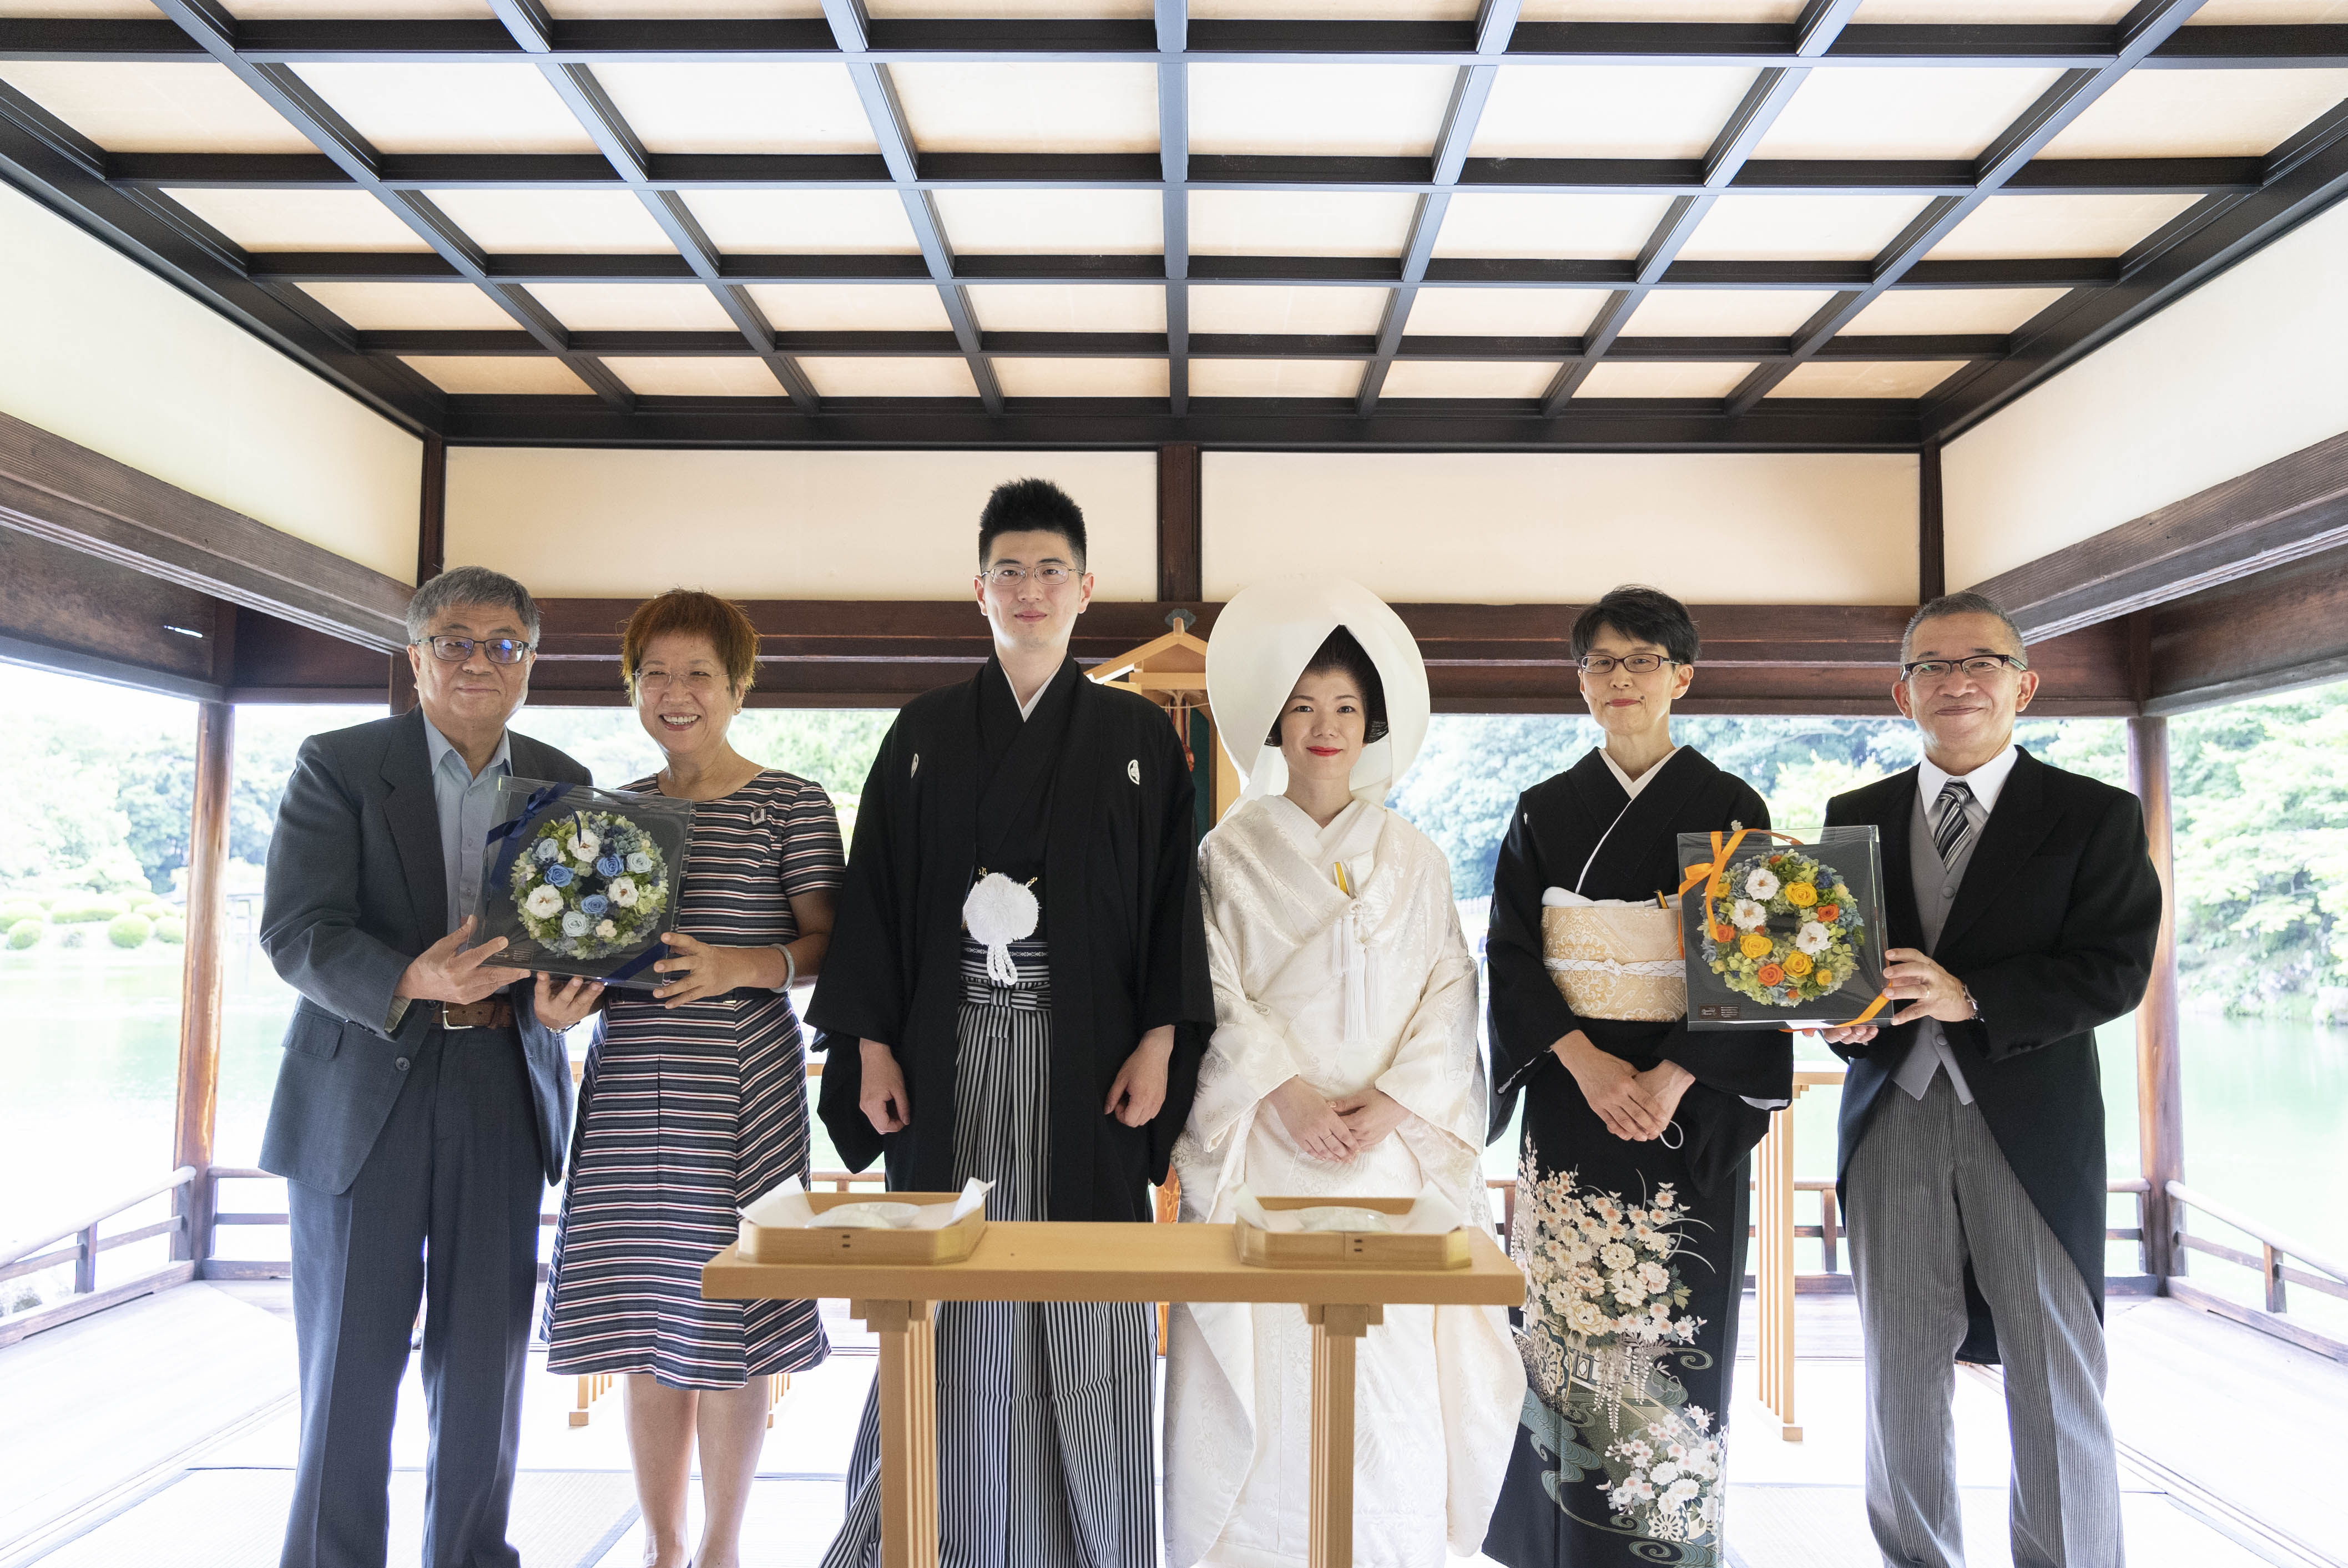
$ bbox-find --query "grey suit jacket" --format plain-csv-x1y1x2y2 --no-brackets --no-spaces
257,707,592,1194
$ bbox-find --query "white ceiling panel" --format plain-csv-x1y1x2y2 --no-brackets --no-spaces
1191,0,1476,15
1623,289,1840,336
401,356,594,394
1678,193,1933,259
1851,0,2130,18
221,0,492,14
744,284,956,331
870,0,1150,13
290,64,599,154
423,189,680,253
1754,68,2064,160
1575,361,1756,398
1471,65,1762,159
889,64,1159,153
609,357,785,396
1766,360,1966,397
1842,286,2072,335
799,356,982,396
1188,65,1458,158
1402,286,1607,337
529,283,741,331
2037,69,2348,159
591,63,878,154
933,188,1163,254
1430,193,1675,259
683,189,923,253
162,188,434,252
1189,285,1393,335
1518,1,1804,19
994,358,1171,397
2186,0,2348,18
296,281,521,330
0,63,317,153
544,0,827,15
1191,359,1366,397
0,2,178,14
1189,190,1418,256
967,284,1168,333
1925,192,2203,258
1379,360,1559,398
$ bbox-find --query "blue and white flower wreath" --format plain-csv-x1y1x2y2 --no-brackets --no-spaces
507,808,672,962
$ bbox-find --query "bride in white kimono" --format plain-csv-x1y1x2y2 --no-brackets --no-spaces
1165,576,1524,1568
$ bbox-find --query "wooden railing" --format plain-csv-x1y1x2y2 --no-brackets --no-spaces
0,1167,197,1348
2163,1180,2348,1360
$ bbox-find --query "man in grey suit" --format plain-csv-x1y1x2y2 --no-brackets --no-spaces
1824,592,2160,1568
260,565,607,1568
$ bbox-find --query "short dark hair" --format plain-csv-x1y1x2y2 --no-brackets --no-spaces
978,477,1087,571
1570,585,1699,666
1267,625,1390,747
405,564,539,645
1901,590,2027,666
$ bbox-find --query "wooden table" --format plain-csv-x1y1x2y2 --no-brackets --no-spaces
1752,1065,1845,1441
705,1221,1524,1568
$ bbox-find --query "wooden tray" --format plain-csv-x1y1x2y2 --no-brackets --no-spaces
1235,1196,1473,1271
739,1191,987,1264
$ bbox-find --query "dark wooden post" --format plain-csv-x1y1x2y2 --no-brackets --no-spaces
2128,713,2185,1281
1918,439,1946,603
1157,443,1203,604
172,700,234,1267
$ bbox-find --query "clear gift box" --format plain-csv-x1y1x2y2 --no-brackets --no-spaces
1677,825,1889,1030
472,777,694,988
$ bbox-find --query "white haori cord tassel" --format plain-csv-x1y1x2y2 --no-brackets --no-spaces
1335,908,1371,1048
963,871,1040,987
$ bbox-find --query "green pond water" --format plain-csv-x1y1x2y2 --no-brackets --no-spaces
5,941,2344,1321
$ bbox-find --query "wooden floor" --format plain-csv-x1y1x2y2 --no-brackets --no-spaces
0,1284,2338,1568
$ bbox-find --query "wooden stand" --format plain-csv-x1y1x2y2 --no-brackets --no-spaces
706,1221,1522,1568
1753,1066,1844,1441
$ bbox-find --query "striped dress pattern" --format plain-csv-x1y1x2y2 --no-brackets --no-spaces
824,935,1159,1568
543,769,843,1389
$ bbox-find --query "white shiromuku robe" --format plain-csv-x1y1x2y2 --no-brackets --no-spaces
1165,795,1525,1568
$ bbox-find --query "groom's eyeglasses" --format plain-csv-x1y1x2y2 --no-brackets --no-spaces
417,635,533,665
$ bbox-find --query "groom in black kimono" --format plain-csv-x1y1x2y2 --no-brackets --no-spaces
810,477,1213,1568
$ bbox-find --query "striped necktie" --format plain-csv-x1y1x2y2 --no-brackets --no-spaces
1932,781,1976,866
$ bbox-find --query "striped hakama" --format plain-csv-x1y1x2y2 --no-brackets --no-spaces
824,935,1159,1568
543,770,842,1389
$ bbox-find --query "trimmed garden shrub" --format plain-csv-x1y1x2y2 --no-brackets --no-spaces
6,919,43,950
0,898,43,925
52,895,129,924
153,917,186,945
108,913,153,949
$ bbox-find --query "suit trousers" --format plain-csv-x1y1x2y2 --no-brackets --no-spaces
1846,1073,2122,1568
280,1026,547,1568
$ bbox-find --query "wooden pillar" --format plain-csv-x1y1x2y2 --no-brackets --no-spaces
2128,713,2185,1281
1918,439,1946,604
172,700,234,1267
1158,442,1203,603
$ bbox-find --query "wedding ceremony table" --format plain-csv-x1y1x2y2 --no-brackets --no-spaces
705,1220,1526,1568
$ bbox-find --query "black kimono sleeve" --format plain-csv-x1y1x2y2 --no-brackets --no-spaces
807,718,910,1173
1134,713,1215,1175
1486,787,1587,1136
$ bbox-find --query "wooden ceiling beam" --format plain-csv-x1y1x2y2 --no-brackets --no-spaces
9,14,2344,68
2143,539,2348,715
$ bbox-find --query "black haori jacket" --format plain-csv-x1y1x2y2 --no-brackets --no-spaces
1826,748,2162,1364
809,657,1214,1222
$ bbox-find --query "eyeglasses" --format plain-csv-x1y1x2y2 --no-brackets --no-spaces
1901,654,2027,682
417,635,532,665
1578,654,1681,675
635,669,724,692
981,565,1077,587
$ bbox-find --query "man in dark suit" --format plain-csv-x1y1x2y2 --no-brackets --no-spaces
1823,590,2160,1568
259,565,605,1568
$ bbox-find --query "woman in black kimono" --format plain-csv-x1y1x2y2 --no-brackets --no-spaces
1482,586,1791,1568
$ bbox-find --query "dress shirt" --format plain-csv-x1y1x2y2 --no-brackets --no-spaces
1893,742,2017,1102
422,714,514,935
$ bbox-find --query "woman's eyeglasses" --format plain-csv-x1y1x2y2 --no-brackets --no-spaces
1577,654,1681,675
417,635,532,665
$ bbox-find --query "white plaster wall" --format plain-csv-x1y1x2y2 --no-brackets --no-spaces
0,181,422,584
1944,199,2348,590
1203,452,1918,603
444,448,1158,598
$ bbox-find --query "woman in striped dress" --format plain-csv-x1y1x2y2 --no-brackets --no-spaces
545,589,843,1568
